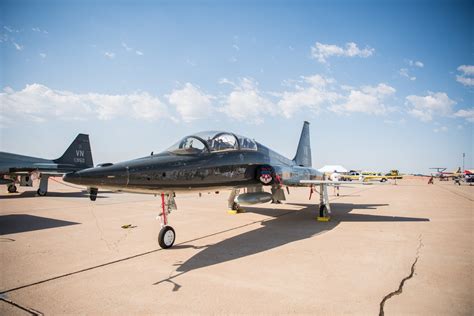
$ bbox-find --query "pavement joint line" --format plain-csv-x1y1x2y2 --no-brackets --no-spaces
0,296,43,315
378,234,424,316
0,185,377,295
433,184,474,202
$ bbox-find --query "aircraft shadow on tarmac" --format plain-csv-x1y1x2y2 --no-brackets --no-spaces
154,202,429,290
0,191,110,199
0,214,80,235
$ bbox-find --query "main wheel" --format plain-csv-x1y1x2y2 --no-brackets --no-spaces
158,226,176,249
89,188,98,201
37,189,47,196
7,184,17,193
319,204,328,217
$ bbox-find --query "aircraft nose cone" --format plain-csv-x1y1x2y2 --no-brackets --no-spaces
63,172,80,184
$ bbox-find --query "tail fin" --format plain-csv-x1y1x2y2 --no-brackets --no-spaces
293,121,312,167
53,134,93,169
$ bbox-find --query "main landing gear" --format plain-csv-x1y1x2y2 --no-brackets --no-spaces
89,188,98,201
7,184,17,193
157,193,177,249
317,184,331,222
37,174,50,196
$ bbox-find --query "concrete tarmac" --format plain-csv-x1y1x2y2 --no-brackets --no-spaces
0,178,472,315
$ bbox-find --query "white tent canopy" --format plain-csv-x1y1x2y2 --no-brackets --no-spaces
318,165,348,173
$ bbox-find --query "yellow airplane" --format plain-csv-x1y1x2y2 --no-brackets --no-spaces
341,170,403,182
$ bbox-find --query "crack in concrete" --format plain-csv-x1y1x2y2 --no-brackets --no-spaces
0,295,43,315
379,235,423,316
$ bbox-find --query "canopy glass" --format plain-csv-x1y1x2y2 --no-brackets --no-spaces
166,131,257,155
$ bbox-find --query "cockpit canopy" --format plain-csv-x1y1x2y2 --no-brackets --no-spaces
166,131,257,155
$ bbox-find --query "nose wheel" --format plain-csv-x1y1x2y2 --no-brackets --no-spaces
158,226,176,249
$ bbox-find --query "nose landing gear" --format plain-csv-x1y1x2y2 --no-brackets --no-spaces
157,193,177,249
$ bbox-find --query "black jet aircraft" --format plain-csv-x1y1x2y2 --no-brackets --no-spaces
1,134,93,196
64,122,358,248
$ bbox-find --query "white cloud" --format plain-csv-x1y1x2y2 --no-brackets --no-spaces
218,78,236,87
221,78,274,124
12,42,23,51
406,92,456,121
457,65,474,75
39,53,46,59
310,42,374,63
0,33,8,43
400,59,424,81
167,83,214,122
399,68,416,81
0,84,168,123
122,42,143,56
456,65,474,87
330,83,396,115
4,26,18,33
433,126,448,133
104,52,115,59
384,118,406,125
121,42,133,52
408,60,424,68
186,58,197,67
32,27,48,34
278,75,340,118
232,44,239,51
456,76,474,86
453,108,474,122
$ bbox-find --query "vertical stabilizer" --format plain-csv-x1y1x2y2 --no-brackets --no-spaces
293,121,312,167
53,134,94,169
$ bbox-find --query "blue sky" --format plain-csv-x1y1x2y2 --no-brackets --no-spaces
0,0,472,174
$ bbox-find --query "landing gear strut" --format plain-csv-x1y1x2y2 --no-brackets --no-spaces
37,174,49,196
317,184,331,222
227,188,244,214
157,193,177,249
7,184,17,193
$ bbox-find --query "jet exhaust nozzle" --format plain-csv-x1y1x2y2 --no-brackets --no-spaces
234,192,273,205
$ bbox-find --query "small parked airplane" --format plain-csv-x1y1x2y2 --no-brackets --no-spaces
64,122,367,248
0,134,93,196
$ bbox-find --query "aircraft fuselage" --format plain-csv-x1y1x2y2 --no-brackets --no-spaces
64,142,322,193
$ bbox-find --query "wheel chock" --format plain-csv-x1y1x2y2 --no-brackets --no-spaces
317,216,330,222
227,209,246,215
